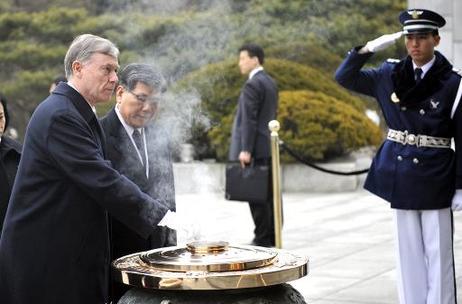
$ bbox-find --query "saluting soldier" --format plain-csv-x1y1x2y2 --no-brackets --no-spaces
335,9,462,304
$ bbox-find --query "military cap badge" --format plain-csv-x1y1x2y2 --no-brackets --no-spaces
410,10,423,19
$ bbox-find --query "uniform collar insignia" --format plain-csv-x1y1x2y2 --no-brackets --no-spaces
391,51,452,108
430,99,439,109
391,92,400,103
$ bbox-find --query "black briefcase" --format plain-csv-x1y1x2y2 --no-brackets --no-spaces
225,162,270,203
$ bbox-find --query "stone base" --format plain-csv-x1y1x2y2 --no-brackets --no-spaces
118,283,307,304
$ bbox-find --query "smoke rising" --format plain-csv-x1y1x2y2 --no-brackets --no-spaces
154,88,209,159
112,0,238,154
107,0,309,237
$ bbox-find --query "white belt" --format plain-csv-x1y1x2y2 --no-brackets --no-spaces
387,129,451,148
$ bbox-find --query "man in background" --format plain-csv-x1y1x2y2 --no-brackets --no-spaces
100,63,176,301
49,75,67,93
229,43,278,247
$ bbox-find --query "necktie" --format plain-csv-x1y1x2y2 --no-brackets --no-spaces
132,129,146,167
415,68,423,84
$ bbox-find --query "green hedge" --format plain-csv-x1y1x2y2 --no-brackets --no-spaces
175,57,372,160
277,90,382,161
209,90,381,162
265,38,343,73
0,7,125,138
176,56,367,123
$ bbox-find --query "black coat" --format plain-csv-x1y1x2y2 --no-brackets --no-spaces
229,70,278,160
100,108,176,258
0,83,168,304
0,136,21,235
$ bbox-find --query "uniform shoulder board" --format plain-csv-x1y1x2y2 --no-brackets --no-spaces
386,58,400,63
453,67,462,77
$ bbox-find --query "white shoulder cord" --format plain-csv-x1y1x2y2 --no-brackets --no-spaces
451,77,462,119
451,77,462,150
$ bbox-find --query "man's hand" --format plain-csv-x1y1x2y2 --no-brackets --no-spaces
452,189,462,211
239,151,251,168
363,31,403,53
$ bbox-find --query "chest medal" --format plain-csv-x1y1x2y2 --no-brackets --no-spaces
430,99,440,109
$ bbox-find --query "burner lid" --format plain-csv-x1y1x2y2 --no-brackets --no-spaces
139,241,277,272
113,241,309,290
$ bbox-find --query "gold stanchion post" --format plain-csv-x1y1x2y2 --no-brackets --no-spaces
269,120,283,248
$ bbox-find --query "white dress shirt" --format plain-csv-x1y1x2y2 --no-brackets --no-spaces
115,106,149,178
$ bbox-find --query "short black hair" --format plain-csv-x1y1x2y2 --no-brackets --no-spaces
0,92,10,131
239,43,265,65
53,75,67,86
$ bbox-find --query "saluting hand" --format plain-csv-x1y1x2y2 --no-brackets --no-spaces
451,189,462,211
363,31,403,53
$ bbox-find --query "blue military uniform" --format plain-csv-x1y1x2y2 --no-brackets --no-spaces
335,8,462,304
335,49,462,210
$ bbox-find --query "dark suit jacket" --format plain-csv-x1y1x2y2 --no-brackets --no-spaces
100,108,176,259
0,83,168,304
229,70,278,160
0,136,21,235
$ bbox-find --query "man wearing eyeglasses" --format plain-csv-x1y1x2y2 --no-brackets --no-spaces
100,63,176,302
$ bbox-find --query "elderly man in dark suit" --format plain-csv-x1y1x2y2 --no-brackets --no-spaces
0,34,169,304
100,63,176,302
229,43,278,247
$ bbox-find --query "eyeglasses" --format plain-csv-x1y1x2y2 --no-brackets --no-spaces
127,90,161,105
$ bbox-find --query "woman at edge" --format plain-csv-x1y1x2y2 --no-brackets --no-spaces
0,93,22,236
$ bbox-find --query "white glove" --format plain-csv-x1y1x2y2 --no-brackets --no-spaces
364,31,403,53
158,210,203,241
158,210,178,229
451,190,462,211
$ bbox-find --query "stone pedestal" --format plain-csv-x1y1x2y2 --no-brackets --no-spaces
118,283,307,304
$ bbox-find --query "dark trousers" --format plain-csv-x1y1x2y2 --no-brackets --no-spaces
249,201,275,247
248,158,283,247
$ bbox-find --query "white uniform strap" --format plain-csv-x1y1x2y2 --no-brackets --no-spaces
451,77,462,119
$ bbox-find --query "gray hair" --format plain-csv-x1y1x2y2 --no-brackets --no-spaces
119,63,166,93
64,34,119,78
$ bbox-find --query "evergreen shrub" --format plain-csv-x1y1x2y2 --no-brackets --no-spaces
209,90,382,162
277,90,382,161
175,57,373,160
265,37,343,73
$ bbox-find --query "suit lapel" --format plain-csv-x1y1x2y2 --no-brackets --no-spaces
54,83,106,157
94,119,107,158
106,109,147,180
